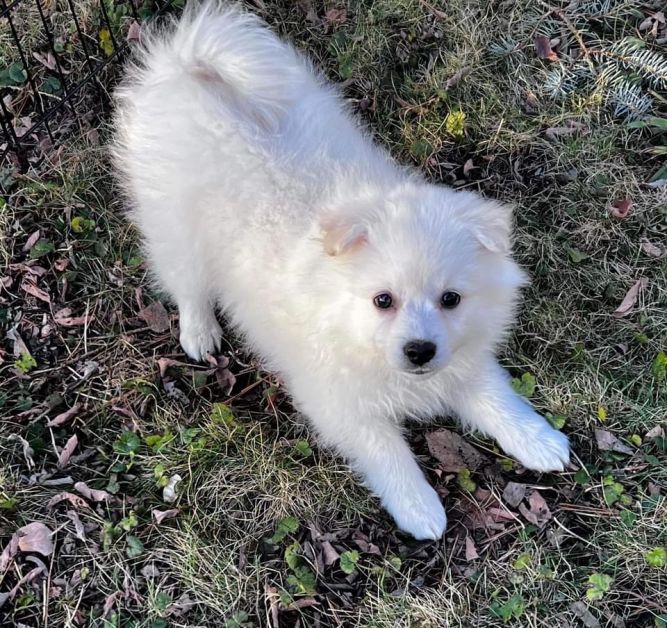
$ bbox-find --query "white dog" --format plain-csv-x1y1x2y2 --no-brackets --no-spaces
113,2,569,539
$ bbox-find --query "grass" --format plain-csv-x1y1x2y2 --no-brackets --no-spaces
1,0,666,626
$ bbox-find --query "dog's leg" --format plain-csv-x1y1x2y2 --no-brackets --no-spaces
177,296,222,362
310,413,446,540
448,356,570,472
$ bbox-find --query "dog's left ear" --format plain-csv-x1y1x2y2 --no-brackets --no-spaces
321,216,368,256
468,199,514,255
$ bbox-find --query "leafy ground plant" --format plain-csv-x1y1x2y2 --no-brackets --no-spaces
1,0,666,626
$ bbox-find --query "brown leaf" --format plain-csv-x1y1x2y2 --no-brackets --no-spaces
608,198,633,220
465,535,479,561
284,597,319,610
0,534,19,573
425,429,489,472
502,481,527,508
463,158,475,176
54,308,94,327
74,481,112,502
640,237,663,258
17,522,54,557
47,492,90,510
54,258,70,271
570,601,601,628
127,20,141,43
518,490,551,527
22,230,40,253
32,51,56,70
594,428,633,455
646,425,664,439
6,327,31,358
324,8,347,25
320,540,340,566
57,434,78,468
157,357,180,379
66,511,87,541
534,35,558,61
445,66,471,90
545,126,579,141
7,433,35,469
21,278,51,304
152,508,179,525
139,301,170,332
613,277,648,318
47,403,81,427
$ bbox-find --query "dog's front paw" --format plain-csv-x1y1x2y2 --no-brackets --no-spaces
511,417,570,472
384,480,447,541
179,311,223,361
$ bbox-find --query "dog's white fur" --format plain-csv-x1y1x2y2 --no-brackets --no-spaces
113,2,569,540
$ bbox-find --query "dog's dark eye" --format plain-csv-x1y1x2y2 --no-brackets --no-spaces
440,291,461,309
373,292,394,310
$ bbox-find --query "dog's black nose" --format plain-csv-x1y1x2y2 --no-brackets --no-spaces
403,340,437,366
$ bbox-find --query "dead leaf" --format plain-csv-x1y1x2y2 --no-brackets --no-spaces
445,66,471,90
54,258,70,271
166,592,195,618
324,8,347,25
47,492,90,510
284,597,319,611
595,429,634,455
210,354,236,394
139,301,170,332
17,522,54,557
534,35,558,61
502,482,527,508
127,20,141,43
22,230,40,253
54,308,94,327
0,562,46,609
21,278,51,304
47,403,81,427
465,536,479,561
0,534,19,573
7,433,35,469
66,511,87,541
163,474,182,503
152,509,179,524
6,327,31,359
640,238,663,258
32,51,56,70
103,591,123,617
608,198,633,220
320,540,340,566
74,481,112,502
613,277,648,318
646,425,664,439
463,158,475,176
425,429,489,472
545,126,579,141
57,434,78,468
157,357,180,379
518,490,552,528
570,601,600,628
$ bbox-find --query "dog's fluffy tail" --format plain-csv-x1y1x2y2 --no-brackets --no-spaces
128,1,313,132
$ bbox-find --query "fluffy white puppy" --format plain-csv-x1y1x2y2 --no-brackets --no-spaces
113,2,569,539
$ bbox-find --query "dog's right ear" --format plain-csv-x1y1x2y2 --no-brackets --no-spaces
320,216,368,256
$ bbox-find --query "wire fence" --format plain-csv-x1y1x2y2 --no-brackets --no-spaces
0,0,176,177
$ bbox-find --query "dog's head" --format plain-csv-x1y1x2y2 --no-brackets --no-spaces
319,182,528,375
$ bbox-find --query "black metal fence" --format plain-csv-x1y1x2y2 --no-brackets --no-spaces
0,0,175,174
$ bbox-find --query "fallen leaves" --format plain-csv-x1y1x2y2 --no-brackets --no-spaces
595,429,634,455
47,403,81,427
57,434,78,468
425,429,489,472
502,482,527,508
608,198,633,220
20,278,51,303
518,491,552,528
17,522,54,558
139,301,170,333
613,277,648,318
47,492,90,510
54,308,95,327
534,35,558,61
545,121,587,141
445,66,471,90
152,508,179,525
640,237,663,258
74,481,112,502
